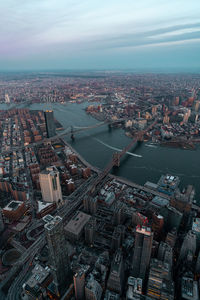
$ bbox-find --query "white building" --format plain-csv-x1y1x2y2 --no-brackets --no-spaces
39,166,63,206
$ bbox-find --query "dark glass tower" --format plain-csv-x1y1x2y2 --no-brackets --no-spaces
132,226,153,279
44,215,71,296
44,110,56,138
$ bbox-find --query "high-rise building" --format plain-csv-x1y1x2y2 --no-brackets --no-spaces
0,209,4,232
166,205,183,231
112,203,124,225
84,197,98,215
194,100,200,112
44,110,55,138
147,259,174,299
181,275,199,300
158,242,173,268
126,276,142,299
111,225,125,251
132,226,153,279
165,228,177,248
104,290,120,300
44,215,71,296
39,166,63,206
192,218,200,251
5,93,10,104
64,211,91,241
152,213,164,237
85,217,96,245
152,106,157,115
174,96,179,106
85,274,102,300
107,249,124,295
195,251,200,274
73,271,85,300
179,230,196,261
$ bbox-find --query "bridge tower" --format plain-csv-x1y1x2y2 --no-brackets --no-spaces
137,131,144,142
112,152,120,167
71,126,75,140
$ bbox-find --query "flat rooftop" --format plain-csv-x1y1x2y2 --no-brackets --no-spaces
4,200,23,211
44,215,63,231
64,211,91,236
152,196,169,207
136,226,152,236
26,264,50,288
192,218,200,233
42,214,54,223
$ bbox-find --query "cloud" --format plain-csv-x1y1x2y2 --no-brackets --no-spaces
149,27,200,39
0,0,200,69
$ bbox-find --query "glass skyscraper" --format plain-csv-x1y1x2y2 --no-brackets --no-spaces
44,110,55,138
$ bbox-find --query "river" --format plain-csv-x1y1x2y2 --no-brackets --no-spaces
1,102,200,202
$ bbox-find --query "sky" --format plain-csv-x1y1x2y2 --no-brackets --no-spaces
0,0,200,71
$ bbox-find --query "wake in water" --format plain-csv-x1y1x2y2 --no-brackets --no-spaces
94,138,142,158
145,144,157,148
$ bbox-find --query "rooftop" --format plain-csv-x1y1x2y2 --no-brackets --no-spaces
44,215,62,231
26,264,50,288
38,201,54,213
3,200,23,211
192,218,200,234
136,226,152,236
64,211,91,235
152,196,169,207
42,214,54,223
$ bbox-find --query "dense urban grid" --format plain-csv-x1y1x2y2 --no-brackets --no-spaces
0,72,200,300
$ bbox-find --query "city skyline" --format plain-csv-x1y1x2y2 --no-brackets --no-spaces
0,0,200,71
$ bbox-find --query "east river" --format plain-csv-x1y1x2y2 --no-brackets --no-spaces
1,102,200,201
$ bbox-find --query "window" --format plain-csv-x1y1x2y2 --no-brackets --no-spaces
52,176,57,190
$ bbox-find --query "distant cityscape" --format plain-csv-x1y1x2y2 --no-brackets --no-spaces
0,72,200,300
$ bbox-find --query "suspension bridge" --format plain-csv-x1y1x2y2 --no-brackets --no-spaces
89,118,158,193
0,117,131,156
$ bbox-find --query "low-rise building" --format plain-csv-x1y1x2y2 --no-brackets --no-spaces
3,200,26,221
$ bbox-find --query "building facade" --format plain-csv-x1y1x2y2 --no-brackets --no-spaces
73,271,85,300
132,226,153,279
44,110,55,138
39,166,63,206
107,249,124,295
44,215,71,296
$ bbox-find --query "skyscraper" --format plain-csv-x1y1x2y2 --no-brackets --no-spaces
44,110,55,138
39,166,63,206
179,230,196,261
74,271,85,300
147,259,174,299
85,217,96,245
44,215,71,296
85,274,102,300
132,226,153,279
0,209,4,232
107,249,124,295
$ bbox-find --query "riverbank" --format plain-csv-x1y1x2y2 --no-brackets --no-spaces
62,139,101,174
160,140,195,150
61,138,200,212
0,102,199,201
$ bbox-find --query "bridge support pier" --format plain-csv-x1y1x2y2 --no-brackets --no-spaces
137,132,144,142
112,152,120,167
